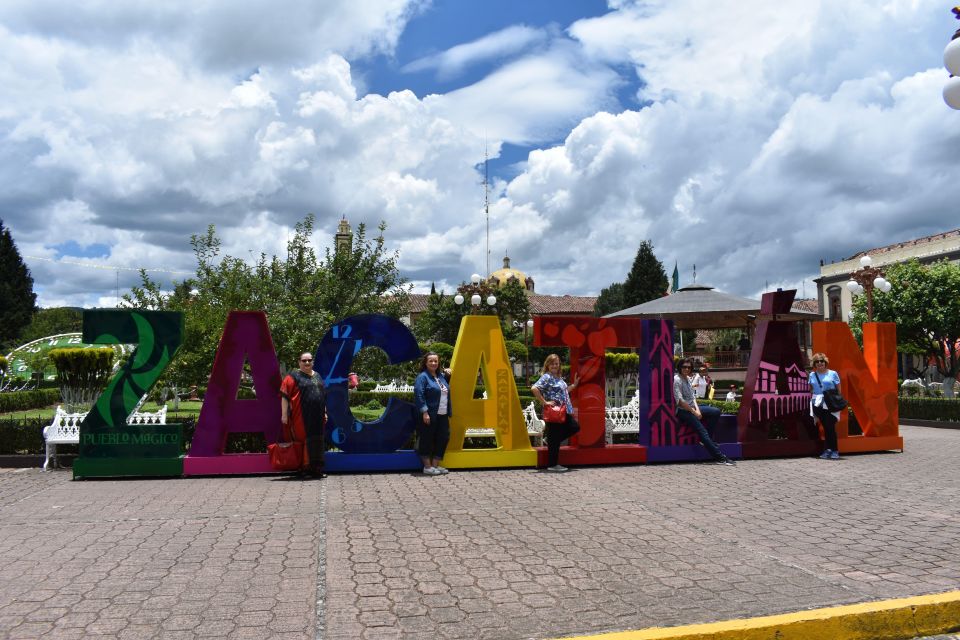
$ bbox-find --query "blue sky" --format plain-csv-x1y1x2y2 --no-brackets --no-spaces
1,0,959,308
355,0,625,178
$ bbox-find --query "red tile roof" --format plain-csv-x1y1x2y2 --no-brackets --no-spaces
528,293,597,315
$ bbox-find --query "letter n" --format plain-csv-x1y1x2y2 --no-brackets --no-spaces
813,321,902,453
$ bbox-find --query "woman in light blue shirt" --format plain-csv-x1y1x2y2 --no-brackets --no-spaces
809,352,842,460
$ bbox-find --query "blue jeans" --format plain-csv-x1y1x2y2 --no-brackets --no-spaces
677,405,725,460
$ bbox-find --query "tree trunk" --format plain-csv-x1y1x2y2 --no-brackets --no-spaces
943,376,957,399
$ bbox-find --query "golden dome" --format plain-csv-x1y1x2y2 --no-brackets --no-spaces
487,255,534,291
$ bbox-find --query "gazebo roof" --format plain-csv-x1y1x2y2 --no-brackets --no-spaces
604,284,820,329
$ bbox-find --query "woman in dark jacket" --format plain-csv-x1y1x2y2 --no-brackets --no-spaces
413,351,452,476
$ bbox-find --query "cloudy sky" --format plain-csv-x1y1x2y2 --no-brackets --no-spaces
3,0,959,309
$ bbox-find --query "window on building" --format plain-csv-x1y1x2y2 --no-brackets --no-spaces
827,286,842,321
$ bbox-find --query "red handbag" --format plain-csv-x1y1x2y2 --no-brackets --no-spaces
543,403,567,423
268,441,304,471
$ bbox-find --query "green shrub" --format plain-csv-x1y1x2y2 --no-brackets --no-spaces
357,380,377,392
0,389,61,413
423,342,454,365
48,347,114,409
699,398,740,415
899,397,960,422
0,417,47,454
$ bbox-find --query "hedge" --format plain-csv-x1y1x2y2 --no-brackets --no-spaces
698,398,740,415
898,397,960,422
0,389,61,413
0,417,47,454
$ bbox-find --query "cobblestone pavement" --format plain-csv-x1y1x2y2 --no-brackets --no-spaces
325,425,960,640
0,425,957,640
0,470,324,639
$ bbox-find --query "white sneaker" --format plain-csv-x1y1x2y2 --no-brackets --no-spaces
423,466,439,475
547,465,568,472
435,466,449,474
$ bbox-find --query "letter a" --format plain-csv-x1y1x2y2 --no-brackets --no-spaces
184,311,283,475
445,316,536,469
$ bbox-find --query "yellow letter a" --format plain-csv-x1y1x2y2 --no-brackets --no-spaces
443,316,537,469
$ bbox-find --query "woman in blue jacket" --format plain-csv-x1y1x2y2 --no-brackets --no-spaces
809,352,842,460
414,351,452,476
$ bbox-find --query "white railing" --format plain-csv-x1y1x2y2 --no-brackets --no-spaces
42,405,168,471
372,381,414,393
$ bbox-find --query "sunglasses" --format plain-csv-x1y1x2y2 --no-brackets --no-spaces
681,365,693,369
813,360,825,364
300,358,313,363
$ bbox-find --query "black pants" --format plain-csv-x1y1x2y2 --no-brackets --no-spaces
813,404,839,451
416,413,450,459
545,415,580,467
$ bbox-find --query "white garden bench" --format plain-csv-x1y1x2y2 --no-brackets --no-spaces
42,405,168,471
605,391,640,444
465,401,545,445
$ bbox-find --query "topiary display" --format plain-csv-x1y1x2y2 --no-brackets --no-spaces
48,347,115,412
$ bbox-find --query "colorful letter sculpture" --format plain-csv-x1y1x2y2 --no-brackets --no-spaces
813,321,902,453
638,319,741,462
445,316,536,468
533,316,646,465
68,302,904,479
74,310,184,479
184,311,283,476
738,290,820,458
316,314,422,472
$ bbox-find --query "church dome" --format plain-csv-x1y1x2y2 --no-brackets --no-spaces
487,254,535,292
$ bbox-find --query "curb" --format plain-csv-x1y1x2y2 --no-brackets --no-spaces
554,591,960,640
901,419,960,430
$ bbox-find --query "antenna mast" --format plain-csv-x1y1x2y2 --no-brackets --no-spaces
484,144,490,277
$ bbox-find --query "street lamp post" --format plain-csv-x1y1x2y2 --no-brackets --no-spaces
513,318,535,386
454,273,497,314
943,6,960,109
845,255,892,322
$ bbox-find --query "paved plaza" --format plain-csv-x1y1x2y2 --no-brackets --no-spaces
1,425,959,639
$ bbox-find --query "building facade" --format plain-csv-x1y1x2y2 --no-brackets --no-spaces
815,228,960,322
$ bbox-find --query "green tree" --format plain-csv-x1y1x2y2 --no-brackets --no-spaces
593,240,668,316
17,307,83,344
851,258,960,396
593,282,625,316
414,279,531,345
124,214,408,389
0,219,37,349
622,240,669,308
48,347,114,411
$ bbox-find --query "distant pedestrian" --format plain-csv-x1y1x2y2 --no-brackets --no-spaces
809,353,842,460
725,385,738,402
280,352,326,477
531,354,580,472
674,358,734,465
692,364,712,399
414,352,452,476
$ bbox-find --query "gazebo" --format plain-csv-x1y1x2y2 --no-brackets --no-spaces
605,284,821,368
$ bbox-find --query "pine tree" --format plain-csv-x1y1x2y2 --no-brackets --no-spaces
621,240,669,308
0,219,37,349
